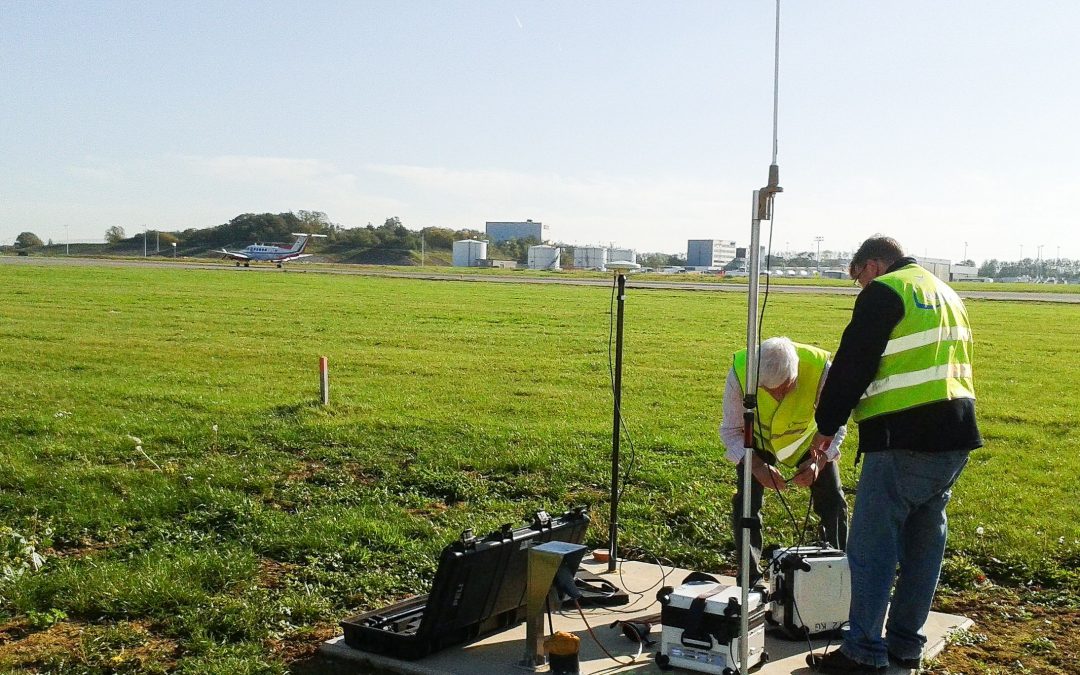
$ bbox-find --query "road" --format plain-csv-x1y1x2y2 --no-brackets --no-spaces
4,255,1079,303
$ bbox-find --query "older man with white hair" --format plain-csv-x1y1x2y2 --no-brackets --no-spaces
720,336,848,585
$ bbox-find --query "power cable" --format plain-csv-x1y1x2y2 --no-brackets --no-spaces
574,599,641,666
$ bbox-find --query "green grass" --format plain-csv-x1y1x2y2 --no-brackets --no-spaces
0,263,1077,671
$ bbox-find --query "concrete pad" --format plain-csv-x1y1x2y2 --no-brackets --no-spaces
321,559,971,674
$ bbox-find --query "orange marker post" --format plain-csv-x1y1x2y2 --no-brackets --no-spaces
319,356,329,405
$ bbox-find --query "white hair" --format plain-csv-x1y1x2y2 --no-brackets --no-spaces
757,337,799,389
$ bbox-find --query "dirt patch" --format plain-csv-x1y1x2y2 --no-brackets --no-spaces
257,557,300,589
927,586,1080,674
0,620,177,673
284,460,325,483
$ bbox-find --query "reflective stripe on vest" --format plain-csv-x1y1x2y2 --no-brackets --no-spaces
733,343,830,467
853,264,975,423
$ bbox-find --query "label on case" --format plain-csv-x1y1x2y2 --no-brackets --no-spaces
669,646,726,666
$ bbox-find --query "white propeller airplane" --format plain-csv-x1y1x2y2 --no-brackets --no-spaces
218,233,327,267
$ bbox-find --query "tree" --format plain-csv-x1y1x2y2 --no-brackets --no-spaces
978,259,1000,277
15,232,43,248
639,252,682,269
295,210,335,234
420,227,456,250
489,236,538,263
104,226,126,243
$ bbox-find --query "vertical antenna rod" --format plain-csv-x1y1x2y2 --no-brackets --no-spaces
771,0,781,166
739,1,783,672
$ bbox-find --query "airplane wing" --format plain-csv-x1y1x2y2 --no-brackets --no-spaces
277,252,312,262
219,249,251,261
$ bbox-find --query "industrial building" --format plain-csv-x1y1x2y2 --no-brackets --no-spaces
950,264,978,282
573,246,607,270
485,220,543,243
527,245,561,270
921,257,952,282
687,239,737,267
452,239,487,267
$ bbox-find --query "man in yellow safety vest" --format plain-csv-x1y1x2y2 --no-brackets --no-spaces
807,236,982,675
720,336,848,586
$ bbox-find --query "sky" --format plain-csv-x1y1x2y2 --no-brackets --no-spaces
2,1,1078,263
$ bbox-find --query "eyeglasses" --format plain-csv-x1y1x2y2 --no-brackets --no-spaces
850,264,863,287
851,261,875,287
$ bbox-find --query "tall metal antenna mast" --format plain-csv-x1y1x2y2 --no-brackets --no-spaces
738,1,783,672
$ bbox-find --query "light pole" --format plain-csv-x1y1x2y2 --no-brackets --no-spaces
172,242,177,258
963,241,968,263
814,236,823,275
143,228,147,257
156,230,160,253
65,225,70,255
1037,244,1045,280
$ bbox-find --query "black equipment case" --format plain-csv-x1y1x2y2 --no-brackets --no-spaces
340,507,589,659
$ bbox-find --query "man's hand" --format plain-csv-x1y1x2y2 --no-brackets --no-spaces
791,456,821,487
808,432,834,460
751,458,787,492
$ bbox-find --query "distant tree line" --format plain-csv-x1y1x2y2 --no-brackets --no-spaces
978,258,1077,279
11,216,1077,280
94,212,485,255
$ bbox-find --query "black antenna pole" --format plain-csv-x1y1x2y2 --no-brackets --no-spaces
608,272,626,572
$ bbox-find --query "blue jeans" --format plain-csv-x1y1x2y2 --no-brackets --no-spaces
841,449,970,667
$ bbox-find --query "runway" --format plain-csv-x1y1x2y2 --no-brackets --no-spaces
4,254,1078,303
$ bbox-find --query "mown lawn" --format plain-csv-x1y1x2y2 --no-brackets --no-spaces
0,263,1076,673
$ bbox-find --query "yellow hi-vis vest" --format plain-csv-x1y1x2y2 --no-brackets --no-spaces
733,343,830,468
853,263,975,423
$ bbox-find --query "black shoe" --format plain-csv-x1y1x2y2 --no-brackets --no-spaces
806,649,886,674
888,650,922,669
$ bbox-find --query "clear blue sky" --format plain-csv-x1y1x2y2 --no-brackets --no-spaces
3,1,1077,262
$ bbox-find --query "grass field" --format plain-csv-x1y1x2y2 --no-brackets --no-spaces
0,263,1077,673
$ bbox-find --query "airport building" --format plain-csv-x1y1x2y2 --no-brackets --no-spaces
485,220,543,243
921,257,952,282
687,239,737,267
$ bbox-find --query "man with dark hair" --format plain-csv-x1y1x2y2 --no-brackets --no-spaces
806,235,982,674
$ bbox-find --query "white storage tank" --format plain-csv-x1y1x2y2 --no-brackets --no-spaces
452,239,488,267
607,248,636,265
574,246,608,271
528,245,561,270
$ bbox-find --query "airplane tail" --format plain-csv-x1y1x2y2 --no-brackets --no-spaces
289,233,327,254
290,234,310,253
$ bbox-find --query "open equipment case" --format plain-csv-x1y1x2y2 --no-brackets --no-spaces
340,506,624,659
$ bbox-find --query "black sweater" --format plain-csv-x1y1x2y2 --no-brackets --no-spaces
815,258,983,454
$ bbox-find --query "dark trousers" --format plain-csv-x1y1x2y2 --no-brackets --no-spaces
731,460,849,584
